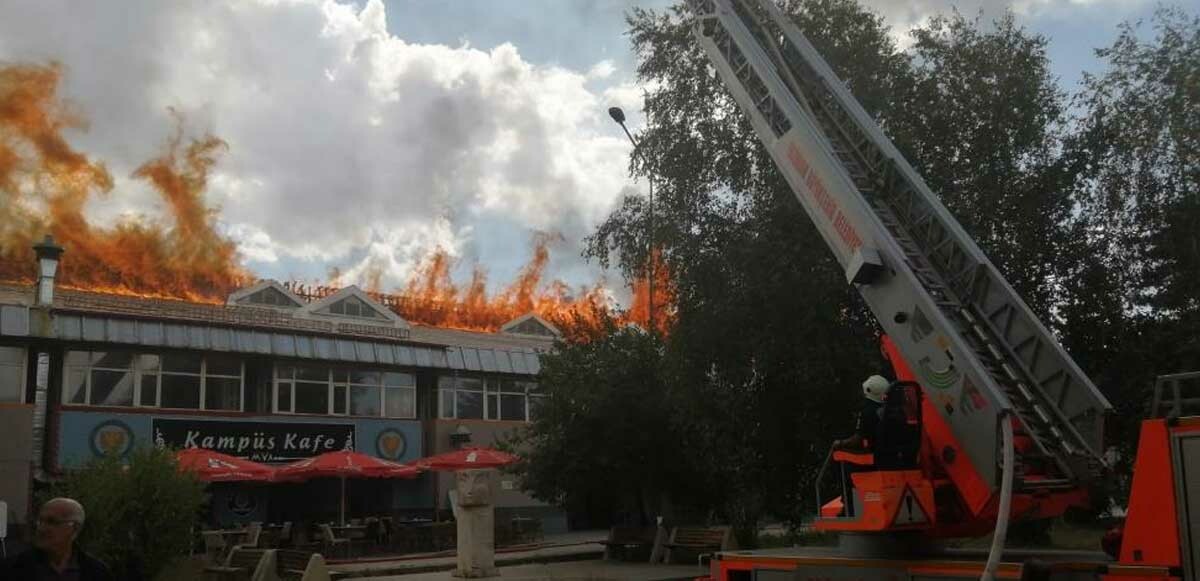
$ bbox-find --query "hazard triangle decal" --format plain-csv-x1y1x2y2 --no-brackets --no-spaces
891,486,929,526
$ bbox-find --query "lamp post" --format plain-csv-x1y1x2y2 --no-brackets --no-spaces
608,106,655,331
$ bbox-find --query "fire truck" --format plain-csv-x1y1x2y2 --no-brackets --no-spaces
685,0,1199,579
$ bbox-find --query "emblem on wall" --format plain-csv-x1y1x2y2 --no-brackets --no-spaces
89,420,135,459
375,428,407,461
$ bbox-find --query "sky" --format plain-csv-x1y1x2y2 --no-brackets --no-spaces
0,0,1177,300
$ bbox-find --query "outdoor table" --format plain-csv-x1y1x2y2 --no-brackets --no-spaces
330,525,367,540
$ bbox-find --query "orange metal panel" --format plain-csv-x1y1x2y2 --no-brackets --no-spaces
1119,419,1181,568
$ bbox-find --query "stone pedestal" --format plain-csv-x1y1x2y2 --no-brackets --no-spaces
450,468,499,578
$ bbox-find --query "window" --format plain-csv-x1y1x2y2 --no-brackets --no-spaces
0,346,26,403
64,350,243,411
438,375,538,422
274,364,415,418
329,296,380,318
246,286,295,307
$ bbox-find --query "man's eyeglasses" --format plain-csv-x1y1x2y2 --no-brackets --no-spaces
37,516,78,528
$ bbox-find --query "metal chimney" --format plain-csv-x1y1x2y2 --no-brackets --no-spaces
32,235,63,306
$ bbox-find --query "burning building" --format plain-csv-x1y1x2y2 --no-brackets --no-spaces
0,237,566,534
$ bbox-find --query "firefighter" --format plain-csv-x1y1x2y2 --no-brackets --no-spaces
831,374,889,453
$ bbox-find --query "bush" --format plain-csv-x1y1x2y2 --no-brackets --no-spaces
46,446,205,580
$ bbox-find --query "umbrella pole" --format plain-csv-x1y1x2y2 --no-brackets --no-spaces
340,476,347,526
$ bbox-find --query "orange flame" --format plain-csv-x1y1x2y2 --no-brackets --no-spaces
0,62,674,340
0,63,248,301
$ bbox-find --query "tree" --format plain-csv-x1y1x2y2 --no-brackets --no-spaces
1061,6,1200,461
586,0,909,542
886,10,1075,319
48,446,206,580
510,321,695,527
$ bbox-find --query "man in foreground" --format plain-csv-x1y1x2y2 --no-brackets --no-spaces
1,497,113,581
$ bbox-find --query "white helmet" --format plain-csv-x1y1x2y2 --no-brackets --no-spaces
862,375,889,403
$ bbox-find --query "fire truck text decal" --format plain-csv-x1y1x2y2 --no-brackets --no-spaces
786,141,864,253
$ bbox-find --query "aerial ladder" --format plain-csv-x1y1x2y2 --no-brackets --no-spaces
683,0,1197,579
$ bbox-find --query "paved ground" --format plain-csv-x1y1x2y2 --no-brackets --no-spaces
330,530,624,578
360,560,705,581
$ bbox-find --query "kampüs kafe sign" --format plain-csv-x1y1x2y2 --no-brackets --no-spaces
154,418,354,462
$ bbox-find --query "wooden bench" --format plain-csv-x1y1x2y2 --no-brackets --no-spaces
662,526,733,565
600,526,659,561
204,547,267,580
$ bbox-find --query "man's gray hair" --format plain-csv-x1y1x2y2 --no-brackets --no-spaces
45,497,86,526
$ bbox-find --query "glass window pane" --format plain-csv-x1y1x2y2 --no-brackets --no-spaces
487,394,499,420
332,369,351,384
294,382,328,414
138,374,158,407
296,364,328,382
351,370,381,386
277,383,293,412
459,377,484,392
161,374,201,409
456,390,483,419
0,365,23,402
350,385,380,416
383,372,414,387
65,369,87,404
333,385,347,415
385,388,415,418
65,351,90,367
206,355,242,377
94,352,133,370
275,365,295,380
440,389,454,419
162,353,201,374
0,346,24,365
205,376,241,411
91,369,134,407
501,394,526,422
437,376,455,389
137,354,160,374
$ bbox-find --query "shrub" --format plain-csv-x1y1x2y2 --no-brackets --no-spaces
46,446,205,580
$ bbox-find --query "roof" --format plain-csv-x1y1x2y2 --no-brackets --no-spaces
0,283,551,374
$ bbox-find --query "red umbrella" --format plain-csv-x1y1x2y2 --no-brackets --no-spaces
176,448,277,482
276,450,423,524
415,446,517,471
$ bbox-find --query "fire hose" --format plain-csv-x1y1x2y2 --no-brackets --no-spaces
981,413,1015,581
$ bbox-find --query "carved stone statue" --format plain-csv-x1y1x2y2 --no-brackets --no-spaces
450,468,498,578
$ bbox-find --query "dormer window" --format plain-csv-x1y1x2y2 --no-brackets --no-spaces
247,286,296,307
329,296,379,318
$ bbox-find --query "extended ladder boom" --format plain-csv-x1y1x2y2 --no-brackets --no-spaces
688,0,1110,512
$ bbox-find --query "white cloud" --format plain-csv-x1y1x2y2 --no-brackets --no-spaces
0,0,642,291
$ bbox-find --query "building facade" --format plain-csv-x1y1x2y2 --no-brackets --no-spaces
0,254,563,536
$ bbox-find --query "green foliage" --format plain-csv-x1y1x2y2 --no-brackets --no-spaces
509,320,695,527
47,446,205,580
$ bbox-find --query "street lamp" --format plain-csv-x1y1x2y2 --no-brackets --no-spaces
608,106,656,331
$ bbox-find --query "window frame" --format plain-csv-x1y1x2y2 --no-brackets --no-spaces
273,363,416,419
439,375,537,422
63,350,244,412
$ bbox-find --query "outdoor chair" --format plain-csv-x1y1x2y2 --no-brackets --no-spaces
236,523,262,550
201,531,228,565
320,523,351,559
277,522,293,548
